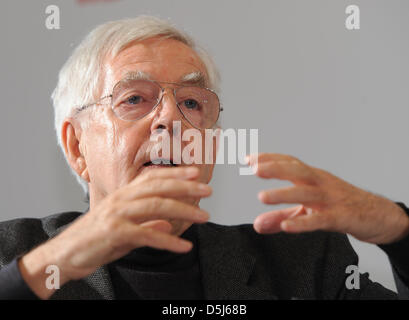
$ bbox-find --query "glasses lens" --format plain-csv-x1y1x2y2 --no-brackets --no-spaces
111,79,160,121
176,87,220,129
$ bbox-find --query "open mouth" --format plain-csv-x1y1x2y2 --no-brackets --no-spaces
143,158,177,167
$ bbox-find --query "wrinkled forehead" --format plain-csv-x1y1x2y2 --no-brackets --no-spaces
102,37,210,93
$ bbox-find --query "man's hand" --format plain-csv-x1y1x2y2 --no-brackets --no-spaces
19,166,211,299
248,153,409,245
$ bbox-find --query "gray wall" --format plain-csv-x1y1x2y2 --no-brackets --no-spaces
1,0,408,292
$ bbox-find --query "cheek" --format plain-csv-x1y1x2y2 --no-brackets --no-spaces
118,127,147,164
81,120,120,187
83,113,145,186
88,113,121,162
112,121,153,181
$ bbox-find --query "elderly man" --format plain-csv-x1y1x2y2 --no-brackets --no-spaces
0,16,409,300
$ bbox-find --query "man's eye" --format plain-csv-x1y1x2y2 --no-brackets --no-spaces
183,99,200,110
127,95,143,104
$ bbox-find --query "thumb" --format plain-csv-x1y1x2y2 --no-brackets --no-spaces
281,208,326,233
254,205,306,234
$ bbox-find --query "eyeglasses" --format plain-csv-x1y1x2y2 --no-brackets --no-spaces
76,78,223,129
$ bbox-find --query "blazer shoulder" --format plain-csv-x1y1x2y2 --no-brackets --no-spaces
0,211,82,266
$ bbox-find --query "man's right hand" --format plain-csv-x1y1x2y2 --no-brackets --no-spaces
18,166,211,299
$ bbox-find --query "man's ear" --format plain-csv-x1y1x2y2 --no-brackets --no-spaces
61,119,90,183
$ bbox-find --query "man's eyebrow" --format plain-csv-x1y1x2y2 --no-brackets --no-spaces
122,70,152,81
121,70,207,87
179,71,207,87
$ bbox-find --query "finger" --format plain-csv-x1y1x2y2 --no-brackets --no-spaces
281,210,329,233
126,224,193,253
123,179,212,201
136,166,200,184
254,205,306,234
253,161,317,185
140,220,173,233
259,185,325,206
123,197,210,224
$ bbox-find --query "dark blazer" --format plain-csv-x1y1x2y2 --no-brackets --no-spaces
0,211,406,300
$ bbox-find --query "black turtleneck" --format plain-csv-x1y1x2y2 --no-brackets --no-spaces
107,223,204,300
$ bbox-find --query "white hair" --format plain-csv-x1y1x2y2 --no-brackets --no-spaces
51,16,221,194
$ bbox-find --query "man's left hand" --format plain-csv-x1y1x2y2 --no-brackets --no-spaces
248,153,409,244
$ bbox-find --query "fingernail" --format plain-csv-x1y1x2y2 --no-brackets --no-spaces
256,219,271,233
262,218,272,227
196,210,210,220
198,184,211,195
254,218,270,233
179,240,193,250
282,220,294,230
186,167,198,177
189,184,211,196
245,155,250,164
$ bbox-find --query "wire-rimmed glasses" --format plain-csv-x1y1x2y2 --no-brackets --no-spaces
76,78,222,129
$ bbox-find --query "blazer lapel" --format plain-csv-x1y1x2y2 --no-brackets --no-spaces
197,223,277,300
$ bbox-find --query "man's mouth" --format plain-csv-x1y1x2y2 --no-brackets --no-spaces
143,158,177,167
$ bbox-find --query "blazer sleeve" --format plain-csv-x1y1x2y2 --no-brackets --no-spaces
377,202,409,299
324,203,409,300
0,217,48,300
0,258,38,300
320,232,397,299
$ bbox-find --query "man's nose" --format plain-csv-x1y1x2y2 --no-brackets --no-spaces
150,88,184,134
